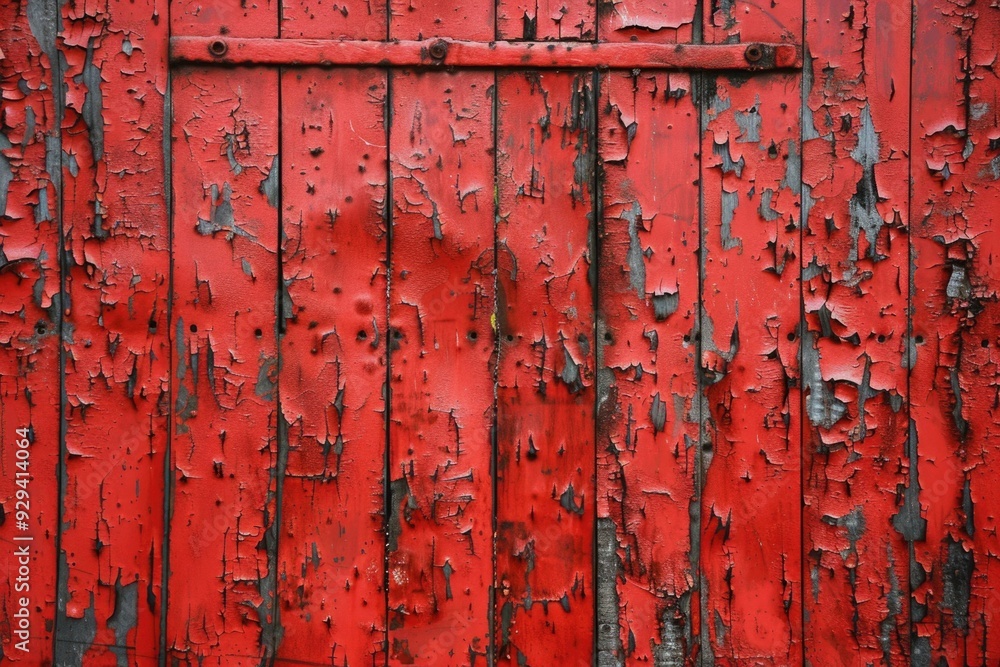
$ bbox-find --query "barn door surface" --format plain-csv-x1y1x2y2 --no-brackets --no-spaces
165,0,807,662
15,0,1000,664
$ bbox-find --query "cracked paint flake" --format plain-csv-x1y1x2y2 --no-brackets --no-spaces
495,70,595,667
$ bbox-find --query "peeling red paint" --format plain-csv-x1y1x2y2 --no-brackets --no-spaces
597,70,700,666
497,0,594,40
387,70,496,666
700,73,802,665
495,71,595,667
801,0,911,664
55,0,170,661
7,2,1000,665
276,67,389,666
168,66,281,664
911,3,1000,665
0,3,60,663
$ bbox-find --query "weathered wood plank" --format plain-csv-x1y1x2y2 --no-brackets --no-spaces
495,70,596,667
0,2,62,662
168,67,281,664
597,70,701,666
703,0,800,44
282,0,387,39
497,0,595,41
699,72,802,665
54,0,171,662
276,67,389,666
800,0,911,663
387,70,496,666
390,0,493,41
597,0,695,43
910,3,1000,664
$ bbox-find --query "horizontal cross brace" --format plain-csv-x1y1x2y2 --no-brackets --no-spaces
170,37,801,71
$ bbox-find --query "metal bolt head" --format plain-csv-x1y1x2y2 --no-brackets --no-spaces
744,44,764,63
428,39,448,61
209,39,228,58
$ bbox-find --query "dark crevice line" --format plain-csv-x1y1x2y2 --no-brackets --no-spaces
590,67,601,667
159,3,175,662
51,0,69,655
382,67,394,667
489,67,500,667
798,0,807,663
269,56,289,662
692,6,704,665
906,0,917,660
694,68,707,667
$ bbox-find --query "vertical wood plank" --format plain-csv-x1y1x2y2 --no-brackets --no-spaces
497,0,595,41
386,70,496,667
282,0,387,39
54,0,170,662
0,2,61,662
171,0,280,38
495,71,596,667
276,67,389,667
699,73,802,665
703,0,800,44
389,0,493,40
168,67,281,664
597,0,696,43
597,71,700,666
910,3,1000,664
800,0,911,664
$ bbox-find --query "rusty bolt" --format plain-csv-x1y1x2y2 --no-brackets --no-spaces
208,39,228,58
428,39,449,61
744,44,764,64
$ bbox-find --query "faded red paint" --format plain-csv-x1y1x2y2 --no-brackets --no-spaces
5,2,1000,666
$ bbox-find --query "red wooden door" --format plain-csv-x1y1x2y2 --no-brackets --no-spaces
3,0,1000,665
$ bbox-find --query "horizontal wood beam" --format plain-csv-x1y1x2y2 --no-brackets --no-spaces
170,37,802,70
